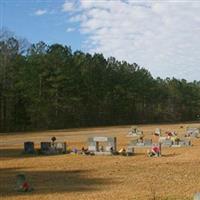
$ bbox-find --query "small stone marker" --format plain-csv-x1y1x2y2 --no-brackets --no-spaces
40,142,51,154
24,142,35,154
128,138,152,148
126,147,134,156
16,174,26,191
16,174,33,192
194,192,200,200
55,142,67,153
155,128,161,136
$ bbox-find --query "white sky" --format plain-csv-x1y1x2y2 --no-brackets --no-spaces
63,0,200,81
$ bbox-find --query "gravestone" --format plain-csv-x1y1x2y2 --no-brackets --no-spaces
126,147,134,156
128,139,152,148
171,139,191,147
55,142,67,153
194,192,200,200
179,140,186,145
187,127,200,138
16,174,33,192
16,174,26,191
40,142,67,154
24,142,35,154
88,136,117,155
154,128,161,136
40,142,51,154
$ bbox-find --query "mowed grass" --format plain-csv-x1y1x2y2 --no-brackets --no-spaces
0,123,200,200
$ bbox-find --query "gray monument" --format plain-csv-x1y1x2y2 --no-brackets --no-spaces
88,136,117,155
128,138,152,148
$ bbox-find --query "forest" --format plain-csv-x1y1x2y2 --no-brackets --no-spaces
0,31,200,132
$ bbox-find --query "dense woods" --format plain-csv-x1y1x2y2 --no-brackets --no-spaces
0,32,200,132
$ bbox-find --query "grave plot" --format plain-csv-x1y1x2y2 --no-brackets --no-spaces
127,126,143,137
88,136,117,155
128,138,152,148
40,142,67,155
185,127,200,138
159,136,191,147
171,139,191,147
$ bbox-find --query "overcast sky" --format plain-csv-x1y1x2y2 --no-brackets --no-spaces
1,0,200,81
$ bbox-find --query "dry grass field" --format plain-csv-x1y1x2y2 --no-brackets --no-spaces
1,123,200,200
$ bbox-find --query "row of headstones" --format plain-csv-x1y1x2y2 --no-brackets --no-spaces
128,138,191,148
24,141,67,154
128,127,200,138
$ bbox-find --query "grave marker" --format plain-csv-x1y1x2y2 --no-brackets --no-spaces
88,136,117,155
24,142,35,154
194,192,200,200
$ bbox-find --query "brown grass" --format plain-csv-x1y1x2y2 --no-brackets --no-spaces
0,123,200,200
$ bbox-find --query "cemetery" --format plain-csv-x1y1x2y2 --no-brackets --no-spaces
22,129,192,157
1,2,200,199
1,123,200,200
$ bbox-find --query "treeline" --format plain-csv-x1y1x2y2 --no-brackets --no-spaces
0,34,200,132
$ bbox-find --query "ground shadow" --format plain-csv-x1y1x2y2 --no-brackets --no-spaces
0,148,27,159
161,153,180,157
0,167,117,197
0,148,71,160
